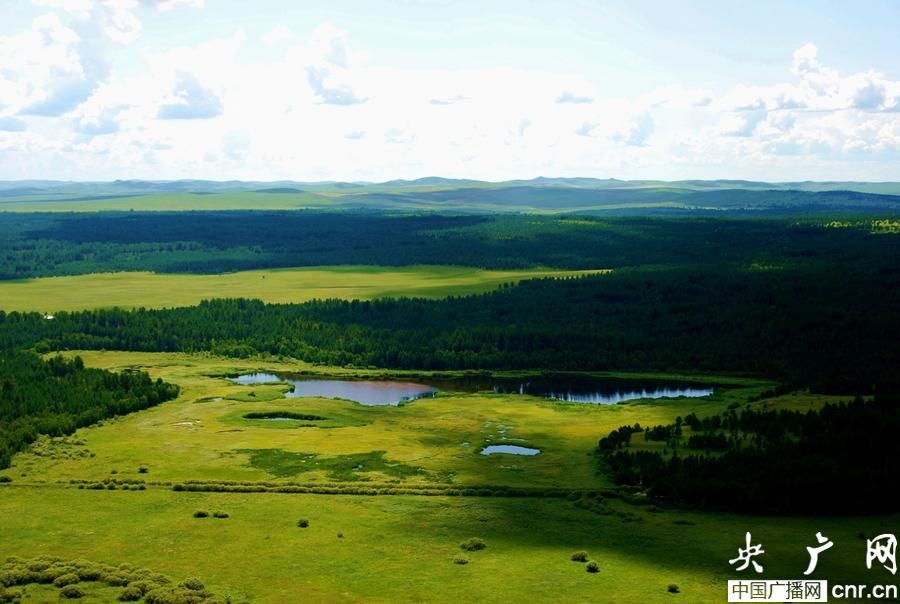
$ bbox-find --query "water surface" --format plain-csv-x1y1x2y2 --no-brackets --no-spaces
228,373,713,406
480,445,541,456
229,373,436,406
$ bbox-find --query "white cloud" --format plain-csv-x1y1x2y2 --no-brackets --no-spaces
142,0,204,10
0,19,898,181
262,25,292,47
557,91,593,104
301,24,368,105
611,112,654,146
157,71,223,119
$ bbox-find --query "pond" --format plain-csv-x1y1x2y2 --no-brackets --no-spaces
480,445,541,456
437,374,714,404
229,373,436,406
227,372,714,406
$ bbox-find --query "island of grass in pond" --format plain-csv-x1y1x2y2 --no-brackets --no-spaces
228,372,714,406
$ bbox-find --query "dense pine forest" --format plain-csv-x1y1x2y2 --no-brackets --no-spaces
2,211,899,278
597,393,900,514
0,351,179,469
1,258,898,392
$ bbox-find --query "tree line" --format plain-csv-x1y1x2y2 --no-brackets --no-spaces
597,394,900,514
1,261,898,392
0,350,179,469
3,211,899,279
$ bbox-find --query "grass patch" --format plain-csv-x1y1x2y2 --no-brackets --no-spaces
0,266,593,312
243,412,327,421
239,448,429,481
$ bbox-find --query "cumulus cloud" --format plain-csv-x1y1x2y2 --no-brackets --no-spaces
575,122,595,137
262,25,292,47
429,95,467,106
721,109,767,137
0,16,898,182
611,112,654,146
74,105,124,135
157,71,223,119
557,91,593,104
303,24,367,105
384,128,414,144
141,0,204,10
1,2,148,119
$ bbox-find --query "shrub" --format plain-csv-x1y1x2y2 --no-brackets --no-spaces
75,565,102,582
212,512,229,519
571,551,589,562
103,573,130,587
118,585,143,601
192,511,209,518
179,578,204,591
336,532,344,539
0,586,19,603
126,581,153,596
138,466,149,474
668,583,680,593
459,538,486,552
110,470,118,475
59,585,84,599
52,574,80,588
586,560,600,573
297,519,309,528
453,555,469,565
0,477,11,483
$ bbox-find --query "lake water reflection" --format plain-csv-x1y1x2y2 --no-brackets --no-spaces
228,372,714,406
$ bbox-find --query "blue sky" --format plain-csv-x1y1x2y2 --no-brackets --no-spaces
0,0,898,181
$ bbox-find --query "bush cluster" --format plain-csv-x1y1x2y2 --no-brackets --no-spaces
570,551,589,562
169,479,597,499
59,585,84,599
459,538,486,552
0,557,231,603
586,561,601,573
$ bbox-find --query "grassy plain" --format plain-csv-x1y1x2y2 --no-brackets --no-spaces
2,351,890,603
0,265,600,312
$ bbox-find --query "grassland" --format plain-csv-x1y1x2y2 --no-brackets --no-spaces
0,266,600,312
2,351,891,603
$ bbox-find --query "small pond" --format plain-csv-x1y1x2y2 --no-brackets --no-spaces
228,372,714,406
229,373,436,406
480,445,541,456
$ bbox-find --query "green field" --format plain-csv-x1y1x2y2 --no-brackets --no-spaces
2,351,891,603
0,266,600,312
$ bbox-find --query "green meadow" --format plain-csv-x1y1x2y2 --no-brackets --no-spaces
1,351,892,603
0,266,599,312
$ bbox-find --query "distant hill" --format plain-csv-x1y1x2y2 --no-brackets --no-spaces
1,178,899,213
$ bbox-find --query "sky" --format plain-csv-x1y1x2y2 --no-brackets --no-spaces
0,0,899,182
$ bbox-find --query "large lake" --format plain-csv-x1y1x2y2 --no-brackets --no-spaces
229,372,714,406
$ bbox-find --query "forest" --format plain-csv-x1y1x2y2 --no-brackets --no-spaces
1,254,898,392
596,393,900,514
2,211,899,279
0,350,179,469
